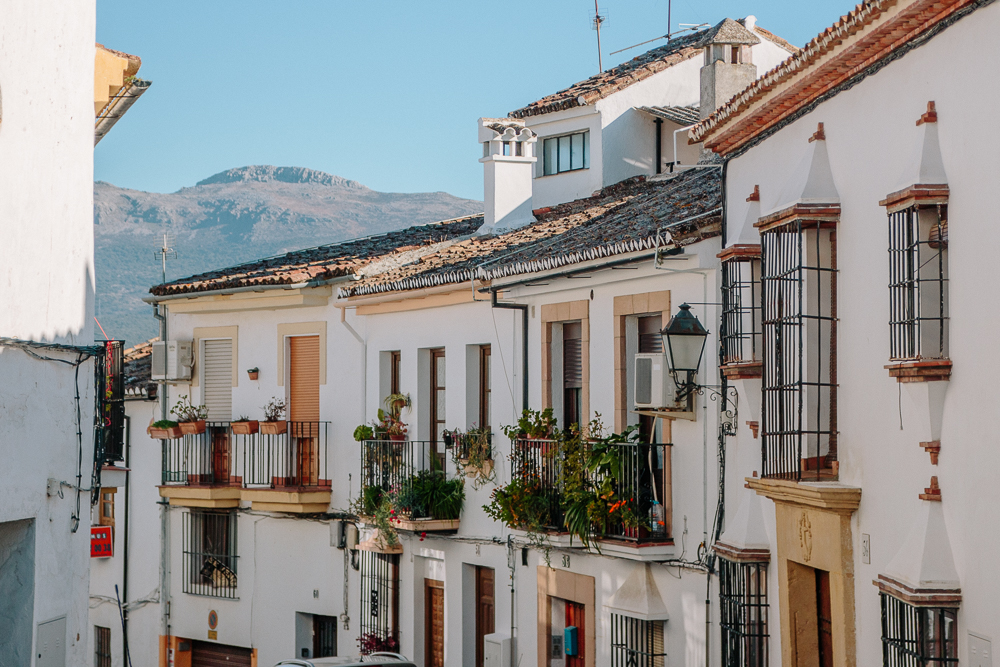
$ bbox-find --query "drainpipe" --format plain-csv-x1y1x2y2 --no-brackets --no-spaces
654,118,663,175
490,291,529,413
122,415,131,662
152,302,171,657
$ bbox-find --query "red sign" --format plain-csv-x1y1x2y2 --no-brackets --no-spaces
91,526,113,558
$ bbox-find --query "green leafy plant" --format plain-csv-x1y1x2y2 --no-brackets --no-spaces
170,395,207,422
232,415,252,423
409,469,465,520
371,495,400,549
151,419,179,429
356,485,384,517
376,408,407,438
383,393,411,418
484,475,554,533
501,408,556,440
451,425,495,489
353,424,374,442
262,397,286,422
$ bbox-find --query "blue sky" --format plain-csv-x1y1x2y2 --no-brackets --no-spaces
95,0,848,201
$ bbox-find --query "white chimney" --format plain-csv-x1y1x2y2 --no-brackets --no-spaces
477,118,537,234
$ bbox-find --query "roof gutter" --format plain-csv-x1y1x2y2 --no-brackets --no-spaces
95,79,151,145
142,274,354,304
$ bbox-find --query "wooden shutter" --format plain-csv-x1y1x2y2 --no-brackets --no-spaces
289,336,320,422
563,322,583,389
191,640,252,667
202,339,233,421
425,579,445,667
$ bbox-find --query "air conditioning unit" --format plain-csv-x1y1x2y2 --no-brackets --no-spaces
633,353,680,410
151,340,193,381
484,633,512,667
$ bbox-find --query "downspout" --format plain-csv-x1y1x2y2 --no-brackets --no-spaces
655,118,663,175
490,291,528,412
152,302,171,657
122,415,131,662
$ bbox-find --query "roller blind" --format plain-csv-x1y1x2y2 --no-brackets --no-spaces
563,322,583,389
202,339,233,421
289,335,320,422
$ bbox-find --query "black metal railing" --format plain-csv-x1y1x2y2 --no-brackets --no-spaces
590,441,672,543
511,438,564,531
95,340,125,464
161,422,237,486
611,614,667,667
359,439,450,515
452,432,493,462
243,422,330,489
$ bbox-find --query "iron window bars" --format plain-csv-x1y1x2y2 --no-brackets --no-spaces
359,551,400,649
161,422,236,486
719,559,769,667
94,340,125,464
610,614,667,667
721,258,762,365
182,509,238,598
760,221,838,481
888,206,949,361
94,625,112,667
543,132,590,175
880,593,957,666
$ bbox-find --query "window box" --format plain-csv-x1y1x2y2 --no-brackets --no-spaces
179,420,207,435
148,425,182,440
230,420,258,435
260,420,287,435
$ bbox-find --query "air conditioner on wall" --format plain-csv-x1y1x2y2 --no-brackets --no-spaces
151,340,193,381
633,352,681,410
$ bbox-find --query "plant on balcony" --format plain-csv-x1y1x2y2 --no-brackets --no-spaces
353,424,374,442
260,397,287,434
383,392,411,418
450,425,495,489
502,407,556,440
355,485,385,517
230,415,259,435
377,408,407,441
484,474,553,534
358,632,399,655
171,395,208,434
147,418,181,440
410,468,464,520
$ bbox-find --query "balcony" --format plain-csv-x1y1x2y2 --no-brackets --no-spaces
502,437,675,559
158,422,332,513
360,439,463,532
159,422,241,508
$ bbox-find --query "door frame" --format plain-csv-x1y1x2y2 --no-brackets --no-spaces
424,578,445,667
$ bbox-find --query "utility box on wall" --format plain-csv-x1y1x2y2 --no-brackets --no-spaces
151,340,192,381
485,632,512,667
564,626,578,656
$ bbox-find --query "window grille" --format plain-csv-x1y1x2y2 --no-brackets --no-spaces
94,625,112,667
182,510,238,598
760,222,837,480
888,207,948,361
719,559,769,667
880,593,957,666
543,132,589,175
359,551,400,649
610,614,666,667
95,340,125,464
721,259,762,365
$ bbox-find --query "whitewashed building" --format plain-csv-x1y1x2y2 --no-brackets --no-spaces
691,0,999,665
132,16,797,667
0,4,147,667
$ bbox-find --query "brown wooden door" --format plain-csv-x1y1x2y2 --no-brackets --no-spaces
425,579,445,667
816,569,833,667
475,567,495,667
289,335,320,485
565,601,585,667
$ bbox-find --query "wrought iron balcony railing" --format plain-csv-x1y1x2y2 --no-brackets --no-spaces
360,439,464,523
511,438,565,532
243,421,331,489
161,422,238,486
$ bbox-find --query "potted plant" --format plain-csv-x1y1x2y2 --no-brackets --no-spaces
247,367,259,381
502,408,556,441
377,408,407,441
171,395,208,435
230,415,259,435
353,424,374,442
452,425,494,487
383,392,411,418
147,418,182,440
260,397,287,434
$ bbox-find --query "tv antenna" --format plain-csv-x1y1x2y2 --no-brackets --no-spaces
609,0,708,56
592,1,608,72
153,232,177,285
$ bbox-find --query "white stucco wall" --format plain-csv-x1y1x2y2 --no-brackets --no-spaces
722,4,1000,663
0,3,99,666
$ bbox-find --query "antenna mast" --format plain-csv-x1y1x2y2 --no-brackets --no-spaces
154,232,177,286
593,0,606,72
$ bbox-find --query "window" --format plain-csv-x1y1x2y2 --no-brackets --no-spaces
563,322,583,428
202,338,233,421
430,349,446,446
94,625,112,667
542,132,589,176
98,489,115,528
359,551,400,651
719,559,768,667
760,221,837,480
390,351,401,396
888,206,948,361
183,510,237,598
721,255,762,365
610,614,666,667
478,345,491,431
880,593,957,666
313,615,338,658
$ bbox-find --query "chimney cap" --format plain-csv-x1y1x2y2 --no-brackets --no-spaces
700,18,761,46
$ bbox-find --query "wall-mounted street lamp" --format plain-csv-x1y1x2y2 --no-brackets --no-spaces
660,303,709,398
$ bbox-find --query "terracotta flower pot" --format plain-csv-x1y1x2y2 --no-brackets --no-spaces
231,420,259,435
388,433,406,442
248,371,259,381
260,420,287,435
148,426,182,440
179,420,206,435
